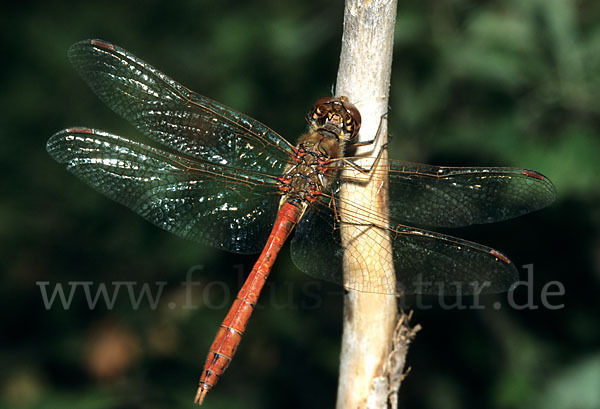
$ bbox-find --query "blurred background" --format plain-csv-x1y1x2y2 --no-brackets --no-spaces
2,0,599,408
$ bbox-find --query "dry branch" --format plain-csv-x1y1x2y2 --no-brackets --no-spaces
335,1,419,408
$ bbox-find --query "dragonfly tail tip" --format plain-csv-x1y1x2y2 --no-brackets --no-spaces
194,387,208,406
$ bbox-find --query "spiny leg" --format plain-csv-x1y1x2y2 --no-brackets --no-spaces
339,111,390,175
345,111,389,149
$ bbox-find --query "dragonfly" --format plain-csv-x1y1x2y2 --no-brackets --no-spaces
47,39,556,405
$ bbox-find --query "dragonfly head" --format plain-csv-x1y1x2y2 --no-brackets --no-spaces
307,96,361,142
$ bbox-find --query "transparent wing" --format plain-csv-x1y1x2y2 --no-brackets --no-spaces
68,39,294,174
291,199,518,295
337,159,556,227
47,127,282,254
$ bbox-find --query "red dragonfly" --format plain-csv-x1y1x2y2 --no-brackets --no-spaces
47,39,556,405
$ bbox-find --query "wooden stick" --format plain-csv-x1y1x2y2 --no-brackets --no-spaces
335,1,419,408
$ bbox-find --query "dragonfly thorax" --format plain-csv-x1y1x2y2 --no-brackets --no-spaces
278,96,360,211
278,131,341,209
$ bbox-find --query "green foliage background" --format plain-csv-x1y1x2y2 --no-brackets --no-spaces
2,1,599,408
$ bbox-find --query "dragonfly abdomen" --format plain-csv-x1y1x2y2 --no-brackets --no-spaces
195,201,303,405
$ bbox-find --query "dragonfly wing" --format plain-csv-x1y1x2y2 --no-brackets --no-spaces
291,201,518,295
67,39,293,175
290,204,343,286
339,159,556,227
384,223,518,294
47,127,281,254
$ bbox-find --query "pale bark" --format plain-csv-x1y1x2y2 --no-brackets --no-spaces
335,1,419,408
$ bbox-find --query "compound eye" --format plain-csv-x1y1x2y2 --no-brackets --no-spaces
340,102,361,138
313,96,337,106
312,104,329,119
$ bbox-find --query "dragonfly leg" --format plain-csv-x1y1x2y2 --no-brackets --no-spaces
326,187,343,223
346,111,389,149
341,141,389,175
339,109,390,178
